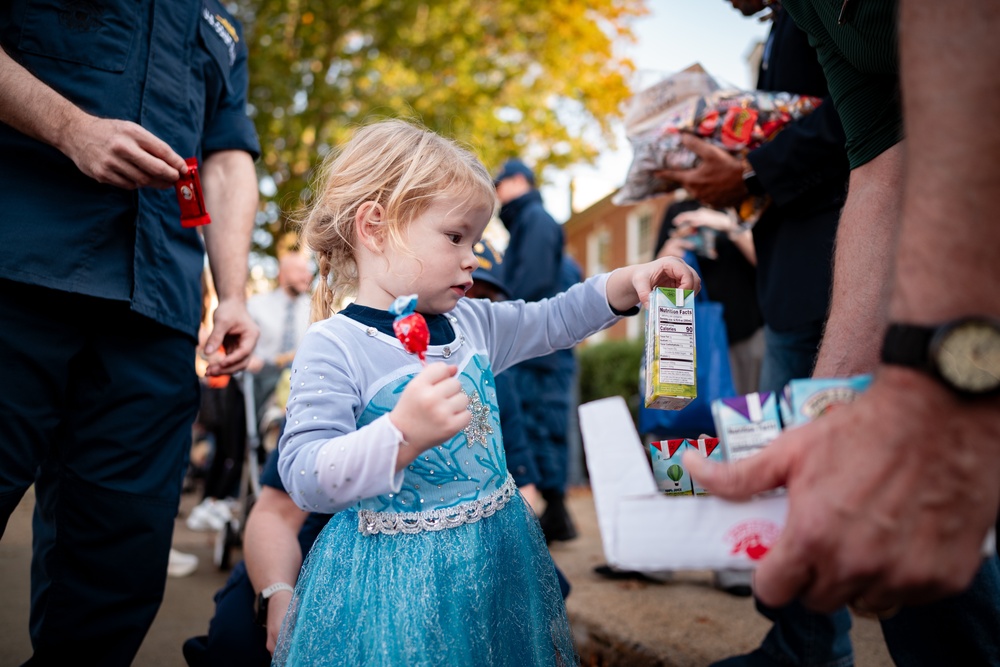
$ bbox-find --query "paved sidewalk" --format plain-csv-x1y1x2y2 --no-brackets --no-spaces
1,486,893,666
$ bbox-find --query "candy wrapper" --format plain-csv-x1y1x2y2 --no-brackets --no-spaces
389,295,429,363
613,83,823,217
174,157,211,228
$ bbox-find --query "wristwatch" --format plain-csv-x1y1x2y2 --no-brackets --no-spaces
255,582,295,627
881,317,1000,396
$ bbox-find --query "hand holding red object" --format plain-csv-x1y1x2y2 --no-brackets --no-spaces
389,295,429,363
175,157,211,228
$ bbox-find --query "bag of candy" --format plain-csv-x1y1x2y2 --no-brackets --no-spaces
613,82,823,209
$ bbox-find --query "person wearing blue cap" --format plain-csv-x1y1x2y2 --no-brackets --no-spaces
494,158,578,542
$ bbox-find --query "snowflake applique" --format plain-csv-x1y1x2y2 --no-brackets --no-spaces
463,389,493,448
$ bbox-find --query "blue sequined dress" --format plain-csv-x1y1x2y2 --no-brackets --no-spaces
274,278,620,666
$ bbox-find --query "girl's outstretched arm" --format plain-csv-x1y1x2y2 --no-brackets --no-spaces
605,256,702,312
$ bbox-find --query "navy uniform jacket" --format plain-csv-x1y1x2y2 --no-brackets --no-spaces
0,0,260,340
498,190,564,373
745,8,850,333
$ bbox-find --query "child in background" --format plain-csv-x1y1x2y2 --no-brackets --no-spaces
274,119,699,666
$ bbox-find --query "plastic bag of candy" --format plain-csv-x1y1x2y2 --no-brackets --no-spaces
613,87,823,207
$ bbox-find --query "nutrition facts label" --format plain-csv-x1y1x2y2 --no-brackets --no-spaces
657,306,694,384
724,421,782,460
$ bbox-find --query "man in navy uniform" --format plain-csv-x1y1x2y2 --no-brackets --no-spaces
0,2,260,663
494,159,578,542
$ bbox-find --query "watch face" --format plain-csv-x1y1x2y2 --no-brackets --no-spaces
934,319,1000,394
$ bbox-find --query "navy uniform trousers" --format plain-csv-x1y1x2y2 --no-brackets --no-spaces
0,280,199,665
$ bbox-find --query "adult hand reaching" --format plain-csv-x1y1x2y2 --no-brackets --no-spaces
683,366,1000,613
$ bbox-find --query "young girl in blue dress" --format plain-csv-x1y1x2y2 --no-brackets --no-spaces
273,119,700,666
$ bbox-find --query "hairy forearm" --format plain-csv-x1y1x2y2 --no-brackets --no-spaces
0,46,80,152
202,150,258,302
813,144,904,377
890,0,1000,323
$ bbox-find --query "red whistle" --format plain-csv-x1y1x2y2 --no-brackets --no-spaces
175,157,211,228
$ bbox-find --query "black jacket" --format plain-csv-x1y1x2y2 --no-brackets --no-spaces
746,8,850,332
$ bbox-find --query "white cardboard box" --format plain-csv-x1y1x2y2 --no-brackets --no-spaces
579,396,995,571
580,396,786,571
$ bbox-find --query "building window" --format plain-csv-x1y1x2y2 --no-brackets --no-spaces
627,207,654,266
587,226,611,276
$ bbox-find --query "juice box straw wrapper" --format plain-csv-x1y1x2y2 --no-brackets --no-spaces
686,437,723,495
649,439,693,495
644,287,697,410
782,375,873,428
711,391,782,462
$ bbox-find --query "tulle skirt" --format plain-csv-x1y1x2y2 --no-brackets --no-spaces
272,492,576,666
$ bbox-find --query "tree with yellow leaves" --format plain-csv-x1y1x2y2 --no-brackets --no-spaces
232,0,648,256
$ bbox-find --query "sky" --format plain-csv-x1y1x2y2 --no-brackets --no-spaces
538,0,772,222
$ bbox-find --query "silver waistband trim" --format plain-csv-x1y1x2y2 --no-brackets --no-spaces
358,476,517,536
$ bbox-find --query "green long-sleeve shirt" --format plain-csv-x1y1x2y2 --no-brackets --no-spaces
782,0,902,168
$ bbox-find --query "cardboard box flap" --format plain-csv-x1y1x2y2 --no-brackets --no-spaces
578,397,656,567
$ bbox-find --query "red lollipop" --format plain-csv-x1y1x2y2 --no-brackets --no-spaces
389,295,429,363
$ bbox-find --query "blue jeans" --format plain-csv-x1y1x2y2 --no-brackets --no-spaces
714,323,854,667
759,324,822,397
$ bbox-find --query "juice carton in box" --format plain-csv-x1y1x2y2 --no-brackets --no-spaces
686,437,723,495
644,287,697,410
649,439,692,495
711,391,782,462
782,375,873,428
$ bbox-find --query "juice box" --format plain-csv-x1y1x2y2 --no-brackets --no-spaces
649,439,692,495
644,287,697,410
711,391,782,462
782,375,873,428
686,437,723,495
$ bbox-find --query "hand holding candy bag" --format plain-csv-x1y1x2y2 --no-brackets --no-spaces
614,86,823,208
389,295,429,363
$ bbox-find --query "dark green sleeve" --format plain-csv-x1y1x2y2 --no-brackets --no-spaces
783,0,903,168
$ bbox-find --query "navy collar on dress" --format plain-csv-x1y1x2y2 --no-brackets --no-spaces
341,303,456,345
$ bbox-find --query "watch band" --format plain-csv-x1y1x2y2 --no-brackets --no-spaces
261,582,295,599
880,323,935,371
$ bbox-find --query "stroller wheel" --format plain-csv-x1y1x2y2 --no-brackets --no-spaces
213,519,241,570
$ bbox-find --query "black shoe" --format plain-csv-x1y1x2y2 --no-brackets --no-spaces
539,491,577,542
593,564,657,582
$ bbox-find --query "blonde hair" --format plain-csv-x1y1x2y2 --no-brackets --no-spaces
300,119,497,321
